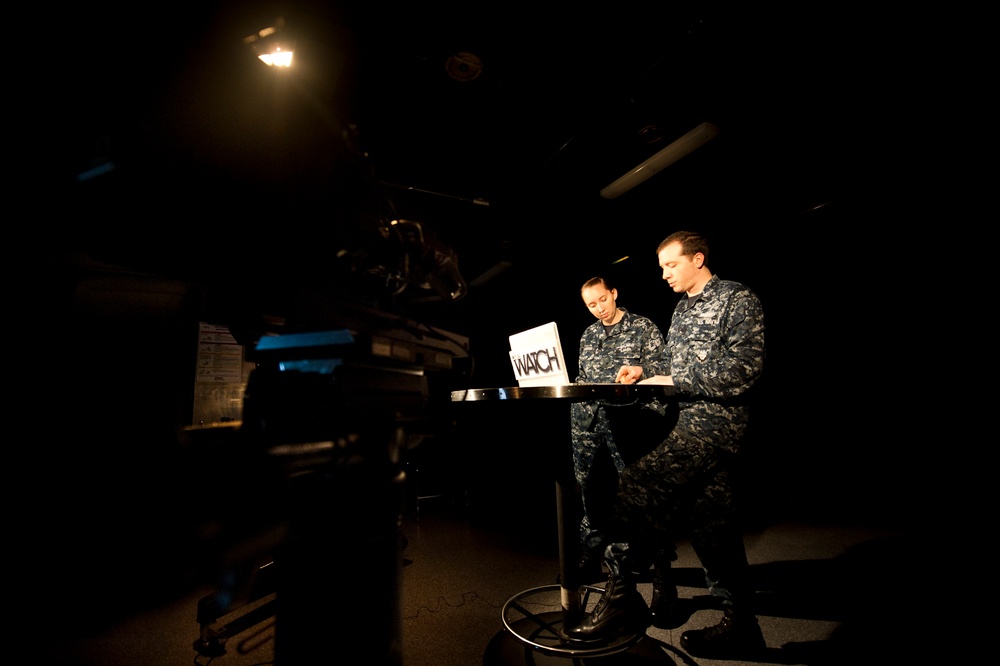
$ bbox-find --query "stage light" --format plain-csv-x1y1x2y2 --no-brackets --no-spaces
257,46,293,68
244,20,295,68
600,121,720,199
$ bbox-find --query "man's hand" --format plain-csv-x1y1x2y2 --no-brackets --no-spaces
615,365,644,384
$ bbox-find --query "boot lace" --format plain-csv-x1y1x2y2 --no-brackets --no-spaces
590,578,616,615
700,610,736,639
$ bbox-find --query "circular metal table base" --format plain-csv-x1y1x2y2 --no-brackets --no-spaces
485,584,671,663
484,622,671,665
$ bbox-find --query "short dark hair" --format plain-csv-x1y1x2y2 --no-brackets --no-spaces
656,230,709,262
581,276,614,293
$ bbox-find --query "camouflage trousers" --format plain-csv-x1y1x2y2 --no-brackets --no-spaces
571,406,625,554
604,429,752,606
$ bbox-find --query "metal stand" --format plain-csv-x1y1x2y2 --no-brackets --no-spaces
501,584,644,658
453,384,677,664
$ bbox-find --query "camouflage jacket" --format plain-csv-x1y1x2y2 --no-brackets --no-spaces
667,274,765,453
571,307,668,431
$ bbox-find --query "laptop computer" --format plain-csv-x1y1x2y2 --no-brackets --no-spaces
508,321,571,387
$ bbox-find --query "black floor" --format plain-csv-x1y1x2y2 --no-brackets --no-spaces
30,470,920,666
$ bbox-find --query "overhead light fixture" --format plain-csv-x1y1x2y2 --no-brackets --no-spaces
243,19,295,68
600,121,720,199
257,45,294,68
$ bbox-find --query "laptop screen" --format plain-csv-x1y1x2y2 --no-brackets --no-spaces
508,322,571,387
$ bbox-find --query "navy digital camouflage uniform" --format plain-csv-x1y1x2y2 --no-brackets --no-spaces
571,307,669,557
604,275,765,608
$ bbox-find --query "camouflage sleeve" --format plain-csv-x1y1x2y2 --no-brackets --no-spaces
575,323,604,383
575,330,590,383
573,324,602,428
673,287,765,399
638,318,669,379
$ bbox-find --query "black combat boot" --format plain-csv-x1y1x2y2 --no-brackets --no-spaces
649,565,679,629
679,607,765,658
560,575,651,644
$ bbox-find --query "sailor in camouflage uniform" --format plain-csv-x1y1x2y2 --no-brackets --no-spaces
563,231,767,659
571,277,669,583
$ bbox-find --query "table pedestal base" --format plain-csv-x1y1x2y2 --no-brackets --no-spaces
484,584,672,663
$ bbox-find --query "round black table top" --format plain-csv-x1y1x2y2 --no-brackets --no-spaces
450,383,675,403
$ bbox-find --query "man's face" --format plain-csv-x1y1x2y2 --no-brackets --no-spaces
658,242,702,294
581,284,618,322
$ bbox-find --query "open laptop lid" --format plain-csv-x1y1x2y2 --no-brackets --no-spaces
508,322,571,387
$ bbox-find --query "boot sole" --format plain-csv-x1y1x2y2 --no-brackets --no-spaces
559,612,651,646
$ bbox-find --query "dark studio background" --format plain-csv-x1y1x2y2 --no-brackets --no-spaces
23,1,921,647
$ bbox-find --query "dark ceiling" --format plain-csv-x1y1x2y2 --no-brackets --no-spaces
50,2,891,340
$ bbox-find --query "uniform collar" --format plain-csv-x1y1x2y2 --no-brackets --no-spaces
678,275,719,310
604,307,631,333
